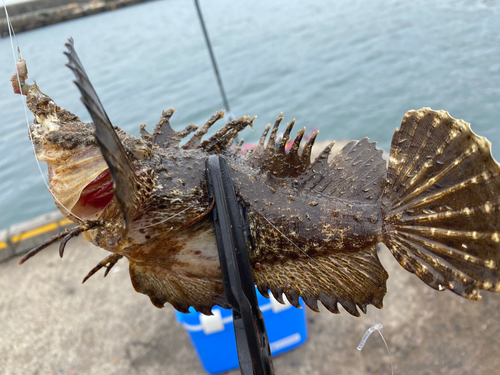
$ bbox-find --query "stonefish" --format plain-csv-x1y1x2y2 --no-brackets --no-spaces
13,39,500,316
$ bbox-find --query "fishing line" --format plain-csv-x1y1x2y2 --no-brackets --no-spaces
194,0,234,123
136,204,195,230
357,323,383,351
3,1,85,223
259,214,321,265
367,308,393,375
357,307,394,375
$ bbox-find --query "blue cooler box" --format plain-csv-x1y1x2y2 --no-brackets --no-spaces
175,290,308,374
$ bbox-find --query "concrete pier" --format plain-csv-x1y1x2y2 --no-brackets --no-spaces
1,140,499,374
1,237,499,374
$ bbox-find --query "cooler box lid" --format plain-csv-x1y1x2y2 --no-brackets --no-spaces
175,289,308,374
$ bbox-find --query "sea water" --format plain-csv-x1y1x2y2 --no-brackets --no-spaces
0,0,499,229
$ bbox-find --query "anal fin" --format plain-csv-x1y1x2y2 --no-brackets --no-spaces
253,244,388,316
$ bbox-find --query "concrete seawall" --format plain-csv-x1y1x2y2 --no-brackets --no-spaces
1,0,156,37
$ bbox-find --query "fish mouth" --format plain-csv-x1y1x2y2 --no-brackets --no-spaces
30,120,114,222
71,168,114,220
26,84,116,222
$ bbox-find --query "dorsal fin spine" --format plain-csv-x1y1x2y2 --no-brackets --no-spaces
279,119,296,151
289,127,306,156
257,124,271,150
183,110,224,149
302,130,319,163
267,113,283,149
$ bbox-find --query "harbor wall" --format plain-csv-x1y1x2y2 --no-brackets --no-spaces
1,0,156,37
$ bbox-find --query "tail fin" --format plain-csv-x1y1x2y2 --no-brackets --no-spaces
382,108,500,300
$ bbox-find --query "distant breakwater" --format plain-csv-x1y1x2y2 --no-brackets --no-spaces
1,0,156,37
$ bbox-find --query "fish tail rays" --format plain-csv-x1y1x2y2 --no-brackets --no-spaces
382,108,500,299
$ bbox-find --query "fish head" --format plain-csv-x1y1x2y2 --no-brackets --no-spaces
25,83,208,248
18,40,253,313
25,84,153,229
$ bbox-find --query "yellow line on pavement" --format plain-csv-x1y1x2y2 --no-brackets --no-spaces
59,219,73,226
11,223,59,243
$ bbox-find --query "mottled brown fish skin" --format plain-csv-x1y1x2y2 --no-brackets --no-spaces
15,40,500,317
24,78,389,315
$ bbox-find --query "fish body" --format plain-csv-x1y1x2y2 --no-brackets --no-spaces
16,39,500,316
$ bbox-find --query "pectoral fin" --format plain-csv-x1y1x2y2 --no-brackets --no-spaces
64,38,138,234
